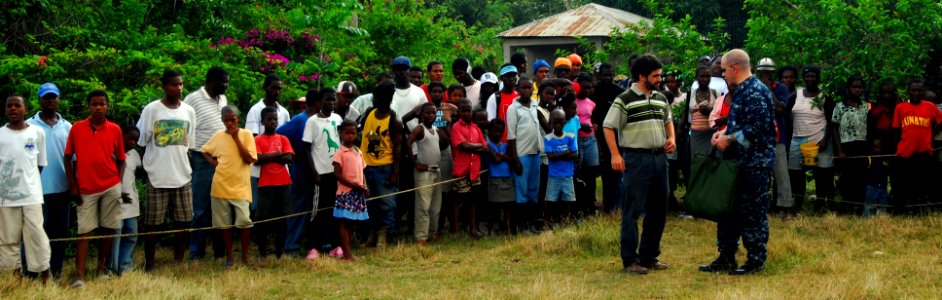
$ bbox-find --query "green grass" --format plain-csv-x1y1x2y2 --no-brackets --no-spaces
3,213,941,299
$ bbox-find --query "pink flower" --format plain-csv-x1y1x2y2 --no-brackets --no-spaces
299,75,308,82
314,35,321,40
38,56,48,67
312,73,320,81
321,55,331,63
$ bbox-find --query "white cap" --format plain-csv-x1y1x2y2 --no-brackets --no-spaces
480,72,498,84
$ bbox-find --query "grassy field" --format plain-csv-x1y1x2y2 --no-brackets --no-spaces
2,212,941,299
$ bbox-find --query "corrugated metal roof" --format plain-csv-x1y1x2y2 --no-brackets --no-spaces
498,3,652,38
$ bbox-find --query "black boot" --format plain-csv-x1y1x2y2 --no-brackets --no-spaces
698,254,737,273
729,259,765,275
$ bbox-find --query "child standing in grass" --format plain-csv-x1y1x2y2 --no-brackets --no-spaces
486,118,515,233
333,120,368,261
254,107,295,257
451,99,489,238
863,139,889,217
544,110,578,223
108,125,143,276
202,105,258,268
0,94,50,283
408,103,444,245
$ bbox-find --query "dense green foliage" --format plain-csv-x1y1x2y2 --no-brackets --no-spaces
2,0,940,125
744,0,942,96
0,0,505,123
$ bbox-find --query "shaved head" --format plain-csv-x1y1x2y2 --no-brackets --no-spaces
721,49,753,85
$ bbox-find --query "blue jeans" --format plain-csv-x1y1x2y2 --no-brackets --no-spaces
578,136,600,167
513,154,542,203
108,218,137,275
863,185,888,217
284,181,315,253
619,149,668,267
250,176,259,211
189,151,217,258
365,165,398,230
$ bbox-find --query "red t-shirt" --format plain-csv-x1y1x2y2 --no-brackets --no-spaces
421,84,449,104
450,119,486,181
893,100,942,158
870,103,895,132
64,120,126,194
254,133,295,186
497,91,519,142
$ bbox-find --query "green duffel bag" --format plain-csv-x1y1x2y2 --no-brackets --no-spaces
684,151,739,221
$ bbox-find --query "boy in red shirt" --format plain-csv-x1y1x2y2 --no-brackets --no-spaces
253,107,294,257
892,79,942,211
64,90,126,287
450,99,489,238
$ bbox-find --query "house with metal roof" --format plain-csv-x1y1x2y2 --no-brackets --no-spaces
498,3,652,71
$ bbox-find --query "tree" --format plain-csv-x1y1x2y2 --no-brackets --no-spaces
745,0,942,95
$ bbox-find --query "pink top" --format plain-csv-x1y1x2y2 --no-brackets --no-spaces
709,95,729,130
333,145,366,195
575,97,596,138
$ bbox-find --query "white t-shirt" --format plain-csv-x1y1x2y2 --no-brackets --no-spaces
120,149,142,219
244,99,291,177
465,80,483,110
137,100,197,188
691,77,729,96
343,106,361,122
302,113,343,175
0,125,47,207
350,94,373,119
391,84,428,131
245,100,291,135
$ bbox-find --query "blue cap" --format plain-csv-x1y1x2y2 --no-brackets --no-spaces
532,59,550,74
38,83,60,98
499,65,518,77
391,56,411,67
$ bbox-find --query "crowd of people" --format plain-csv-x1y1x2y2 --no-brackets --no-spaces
2,48,941,286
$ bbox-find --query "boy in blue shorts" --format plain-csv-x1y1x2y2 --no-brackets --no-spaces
544,109,578,224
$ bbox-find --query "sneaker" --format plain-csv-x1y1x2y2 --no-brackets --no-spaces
329,247,344,258
71,279,85,289
306,248,320,260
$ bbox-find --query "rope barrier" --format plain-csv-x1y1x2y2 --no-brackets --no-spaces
0,170,487,247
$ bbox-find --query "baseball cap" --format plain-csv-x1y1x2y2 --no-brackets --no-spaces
38,83,60,98
480,72,498,85
336,81,357,95
391,56,411,68
499,65,518,77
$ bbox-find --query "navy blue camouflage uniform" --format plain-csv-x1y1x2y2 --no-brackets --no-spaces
717,76,777,263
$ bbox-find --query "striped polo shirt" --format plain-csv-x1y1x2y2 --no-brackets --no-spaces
184,86,227,151
602,84,672,149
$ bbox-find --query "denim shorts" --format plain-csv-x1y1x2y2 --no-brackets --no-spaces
545,176,575,202
578,136,600,167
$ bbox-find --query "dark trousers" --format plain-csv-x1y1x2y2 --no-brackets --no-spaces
254,185,291,256
43,192,71,277
312,173,339,250
717,167,772,263
837,141,868,213
284,181,315,253
894,154,934,214
790,167,835,212
619,150,668,267
189,152,223,258
600,163,624,213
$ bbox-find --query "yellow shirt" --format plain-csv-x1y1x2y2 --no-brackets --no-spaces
202,129,257,201
360,110,394,166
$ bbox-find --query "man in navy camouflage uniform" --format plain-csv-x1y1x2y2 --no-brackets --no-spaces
702,49,777,275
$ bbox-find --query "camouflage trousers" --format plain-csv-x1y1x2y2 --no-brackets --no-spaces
716,167,772,263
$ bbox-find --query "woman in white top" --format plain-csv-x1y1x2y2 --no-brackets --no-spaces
786,66,836,213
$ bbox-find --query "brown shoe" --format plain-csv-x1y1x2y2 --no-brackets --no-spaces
624,263,649,275
643,261,669,270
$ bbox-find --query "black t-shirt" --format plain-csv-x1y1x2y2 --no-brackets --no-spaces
592,81,626,159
